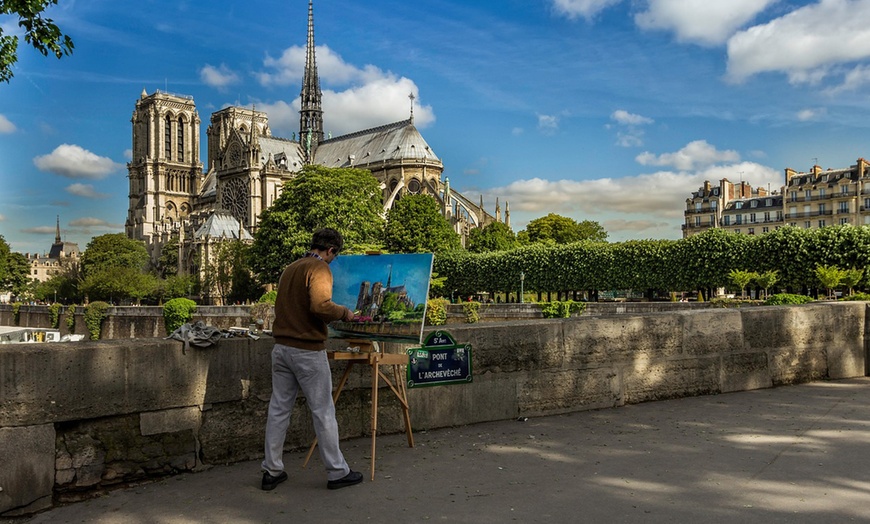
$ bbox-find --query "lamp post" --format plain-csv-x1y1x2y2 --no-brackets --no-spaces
519,271,525,304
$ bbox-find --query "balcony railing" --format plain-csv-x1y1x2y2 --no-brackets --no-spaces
785,210,834,219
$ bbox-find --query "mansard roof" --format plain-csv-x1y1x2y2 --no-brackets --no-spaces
313,119,441,168
194,211,252,241
258,136,305,170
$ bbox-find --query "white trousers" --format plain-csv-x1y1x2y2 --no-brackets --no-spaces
262,344,350,481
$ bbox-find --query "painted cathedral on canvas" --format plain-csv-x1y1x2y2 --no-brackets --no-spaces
124,0,509,293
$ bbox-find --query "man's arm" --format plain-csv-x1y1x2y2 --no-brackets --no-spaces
309,265,353,322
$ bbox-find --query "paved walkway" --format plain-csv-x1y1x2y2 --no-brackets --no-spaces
18,378,870,523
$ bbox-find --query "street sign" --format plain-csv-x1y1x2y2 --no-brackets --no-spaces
406,330,472,388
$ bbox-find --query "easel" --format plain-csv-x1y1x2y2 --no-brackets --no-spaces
303,340,414,480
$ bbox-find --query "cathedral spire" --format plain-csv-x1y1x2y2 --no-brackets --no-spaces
299,0,323,162
55,215,61,244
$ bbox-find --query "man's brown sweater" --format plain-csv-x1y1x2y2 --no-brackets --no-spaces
272,256,351,351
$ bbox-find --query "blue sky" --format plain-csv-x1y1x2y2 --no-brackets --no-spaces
3,0,870,253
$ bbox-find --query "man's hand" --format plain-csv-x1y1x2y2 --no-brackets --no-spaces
343,308,355,322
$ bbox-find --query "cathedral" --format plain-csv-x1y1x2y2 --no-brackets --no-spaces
125,0,508,279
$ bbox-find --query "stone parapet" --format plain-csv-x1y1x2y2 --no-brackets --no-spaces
0,302,866,515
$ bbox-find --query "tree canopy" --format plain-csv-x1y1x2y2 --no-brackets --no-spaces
1,0,75,83
466,221,517,253
384,194,461,253
249,165,386,284
520,213,608,244
2,250,31,297
79,233,151,303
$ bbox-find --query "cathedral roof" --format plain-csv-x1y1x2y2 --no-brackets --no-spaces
258,136,305,170
199,168,217,199
313,119,441,168
194,211,253,241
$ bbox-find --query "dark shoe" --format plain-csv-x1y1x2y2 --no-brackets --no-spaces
327,470,363,490
262,471,288,491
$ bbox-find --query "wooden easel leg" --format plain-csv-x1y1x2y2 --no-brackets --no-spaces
394,364,415,447
303,361,355,469
370,357,379,481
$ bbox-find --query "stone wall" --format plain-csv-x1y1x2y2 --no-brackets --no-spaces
1,302,866,516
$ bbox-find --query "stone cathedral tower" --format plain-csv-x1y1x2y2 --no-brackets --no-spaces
125,90,203,261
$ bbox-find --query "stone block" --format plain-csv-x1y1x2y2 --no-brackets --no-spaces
519,368,620,415
140,407,202,436
769,347,827,386
563,314,684,366
623,357,720,404
0,424,55,516
409,373,517,428
445,321,565,373
682,309,744,356
720,352,772,393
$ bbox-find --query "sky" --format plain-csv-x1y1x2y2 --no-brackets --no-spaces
3,0,870,253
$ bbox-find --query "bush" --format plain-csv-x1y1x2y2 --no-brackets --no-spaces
163,298,197,335
708,297,758,309
258,290,277,304
84,301,111,340
425,297,449,326
540,300,587,318
764,294,814,306
48,302,63,328
841,292,870,301
462,301,481,324
65,305,76,332
11,302,21,326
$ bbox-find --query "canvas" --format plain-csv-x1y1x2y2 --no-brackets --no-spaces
328,253,434,343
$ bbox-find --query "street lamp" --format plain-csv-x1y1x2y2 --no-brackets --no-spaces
519,271,525,304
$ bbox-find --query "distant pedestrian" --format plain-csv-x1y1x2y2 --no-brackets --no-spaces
261,228,363,491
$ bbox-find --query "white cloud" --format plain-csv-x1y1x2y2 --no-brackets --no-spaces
824,64,870,94
0,114,16,133
200,63,240,89
255,44,435,137
484,159,779,240
636,0,777,46
636,140,740,171
66,183,110,199
796,108,826,121
33,144,122,179
70,217,115,228
610,110,653,147
123,149,133,160
727,0,870,84
611,110,653,126
551,0,623,20
537,114,559,134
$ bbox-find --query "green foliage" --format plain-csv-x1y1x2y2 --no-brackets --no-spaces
81,266,157,304
0,0,74,83
65,304,75,332
462,301,480,323
753,270,779,298
539,300,587,318
84,301,110,340
81,234,149,276
764,293,814,306
728,269,755,298
425,297,449,326
467,221,518,253
2,251,31,298
521,213,607,244
157,234,179,277
11,301,21,325
160,274,196,301
0,235,9,284
428,272,447,298
200,240,260,305
841,292,870,301
840,267,864,295
384,194,461,253
162,298,197,335
48,301,62,328
249,165,386,284
815,265,844,298
258,290,277,304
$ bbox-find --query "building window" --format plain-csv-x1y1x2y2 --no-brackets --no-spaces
165,116,172,161
724,216,730,226
790,191,798,202
735,229,740,234
839,202,849,213
805,221,811,228
819,188,826,198
711,201,717,210
751,200,758,208
177,117,184,162
695,216,701,226
805,190,812,200
864,198,870,209
840,218,849,225
735,202,743,209
735,215,743,225
763,227,769,233
842,185,849,195
819,203,826,214
765,198,772,206
748,228,755,235
818,220,826,228
750,213,757,223
695,202,702,211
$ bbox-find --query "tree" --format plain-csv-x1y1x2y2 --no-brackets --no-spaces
0,235,9,283
521,213,607,244
728,270,755,299
79,233,151,303
1,0,75,83
815,265,844,299
841,267,864,296
2,251,32,299
249,165,386,284
466,221,517,253
384,194,461,253
753,270,779,299
157,234,179,277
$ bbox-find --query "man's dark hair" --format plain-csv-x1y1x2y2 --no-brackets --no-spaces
310,228,344,253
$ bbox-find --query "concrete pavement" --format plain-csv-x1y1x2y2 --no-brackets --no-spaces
17,377,870,523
